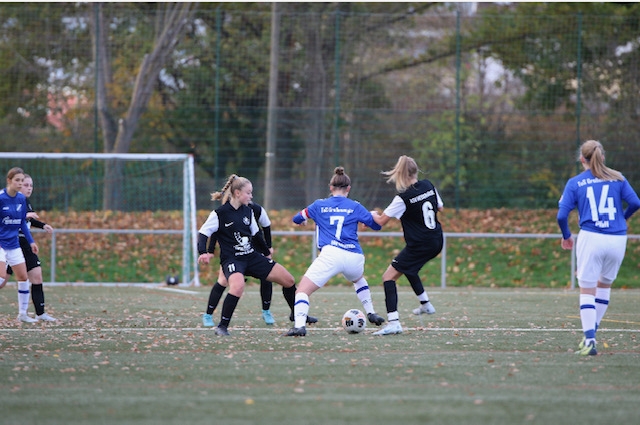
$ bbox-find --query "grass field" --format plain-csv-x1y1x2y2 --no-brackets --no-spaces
1,284,639,425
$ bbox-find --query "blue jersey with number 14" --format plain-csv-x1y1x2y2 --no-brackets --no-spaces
294,196,381,254
557,169,640,239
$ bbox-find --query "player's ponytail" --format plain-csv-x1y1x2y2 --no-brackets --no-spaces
382,155,419,193
211,174,238,203
211,174,251,204
580,140,623,182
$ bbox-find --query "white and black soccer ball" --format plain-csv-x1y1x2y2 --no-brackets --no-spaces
165,275,179,286
342,309,366,334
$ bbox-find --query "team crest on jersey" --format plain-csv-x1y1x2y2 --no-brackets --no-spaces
243,216,250,225
234,232,253,254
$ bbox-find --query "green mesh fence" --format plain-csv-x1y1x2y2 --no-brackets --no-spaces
1,4,639,211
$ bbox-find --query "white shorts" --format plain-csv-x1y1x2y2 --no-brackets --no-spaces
576,230,627,288
303,245,365,288
0,247,26,267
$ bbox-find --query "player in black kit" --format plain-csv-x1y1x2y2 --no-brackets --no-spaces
197,174,302,336
201,200,317,327
371,155,444,335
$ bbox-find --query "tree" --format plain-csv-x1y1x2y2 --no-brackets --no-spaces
470,2,640,191
90,2,197,209
0,3,93,150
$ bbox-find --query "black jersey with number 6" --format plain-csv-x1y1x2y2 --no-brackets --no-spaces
391,179,443,247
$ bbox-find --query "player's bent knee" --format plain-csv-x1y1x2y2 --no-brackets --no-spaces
269,265,294,288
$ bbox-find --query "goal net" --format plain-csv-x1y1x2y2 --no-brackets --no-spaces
0,153,199,286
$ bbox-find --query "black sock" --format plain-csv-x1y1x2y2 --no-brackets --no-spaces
206,282,226,315
406,274,426,298
219,293,240,328
282,284,296,316
31,284,45,316
383,280,398,313
260,279,273,311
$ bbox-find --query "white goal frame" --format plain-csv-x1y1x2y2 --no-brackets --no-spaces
1,152,199,286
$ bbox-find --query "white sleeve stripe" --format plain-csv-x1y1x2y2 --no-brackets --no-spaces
198,211,219,237
383,196,406,219
436,188,444,208
250,213,260,235
259,207,271,227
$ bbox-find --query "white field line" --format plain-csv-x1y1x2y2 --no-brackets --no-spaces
1,327,637,333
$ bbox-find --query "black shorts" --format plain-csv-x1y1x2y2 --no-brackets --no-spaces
6,237,41,275
220,251,276,282
391,236,443,276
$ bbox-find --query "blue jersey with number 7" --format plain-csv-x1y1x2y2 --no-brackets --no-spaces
293,196,381,253
557,169,640,238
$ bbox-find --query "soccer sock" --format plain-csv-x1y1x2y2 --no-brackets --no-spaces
219,293,240,328
18,280,31,315
383,280,398,318
206,282,226,315
31,283,45,316
282,284,296,313
406,274,425,297
579,293,597,343
260,279,273,311
0,277,5,288
595,286,611,331
293,293,310,328
406,274,430,304
353,277,375,315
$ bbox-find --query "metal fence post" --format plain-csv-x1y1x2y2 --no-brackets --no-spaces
441,233,447,288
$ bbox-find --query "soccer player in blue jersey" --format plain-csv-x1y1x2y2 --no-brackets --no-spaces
6,174,57,322
557,140,640,356
371,155,444,336
284,167,385,337
0,167,39,323
197,174,299,336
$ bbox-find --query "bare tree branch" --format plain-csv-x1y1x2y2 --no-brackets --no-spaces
114,2,196,153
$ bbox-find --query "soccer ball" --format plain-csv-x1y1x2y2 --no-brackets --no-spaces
342,309,366,334
165,275,179,286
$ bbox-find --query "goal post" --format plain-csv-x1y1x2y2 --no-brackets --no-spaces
0,152,199,286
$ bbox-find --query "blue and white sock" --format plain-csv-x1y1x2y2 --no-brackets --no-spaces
595,286,611,331
580,294,597,344
293,293,310,328
18,280,31,315
353,278,375,315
